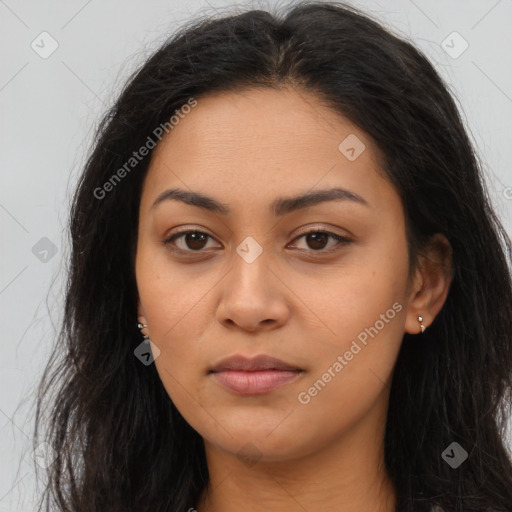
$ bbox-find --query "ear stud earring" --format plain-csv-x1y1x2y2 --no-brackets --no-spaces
137,321,150,341
418,316,426,333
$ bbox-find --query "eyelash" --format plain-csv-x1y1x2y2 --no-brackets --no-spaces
162,228,352,256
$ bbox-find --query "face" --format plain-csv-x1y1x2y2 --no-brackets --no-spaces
135,86,422,462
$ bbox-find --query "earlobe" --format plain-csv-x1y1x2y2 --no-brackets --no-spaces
404,310,429,335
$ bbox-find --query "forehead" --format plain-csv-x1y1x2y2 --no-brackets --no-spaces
141,87,398,215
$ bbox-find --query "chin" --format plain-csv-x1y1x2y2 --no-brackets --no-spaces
205,428,313,463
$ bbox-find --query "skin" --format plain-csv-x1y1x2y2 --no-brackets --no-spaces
135,86,453,512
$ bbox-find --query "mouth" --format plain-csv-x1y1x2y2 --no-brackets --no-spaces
209,354,304,395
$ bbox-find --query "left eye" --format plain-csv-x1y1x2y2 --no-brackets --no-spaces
163,229,352,254
291,230,352,252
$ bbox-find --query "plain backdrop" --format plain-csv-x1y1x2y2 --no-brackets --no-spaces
1,0,511,509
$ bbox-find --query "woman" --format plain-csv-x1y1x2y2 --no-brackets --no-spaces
34,1,512,511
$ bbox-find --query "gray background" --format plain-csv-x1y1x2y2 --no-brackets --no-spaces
1,0,511,509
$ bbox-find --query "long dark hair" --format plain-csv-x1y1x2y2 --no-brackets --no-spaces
34,1,512,511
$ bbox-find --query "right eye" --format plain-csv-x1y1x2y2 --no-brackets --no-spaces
163,230,221,253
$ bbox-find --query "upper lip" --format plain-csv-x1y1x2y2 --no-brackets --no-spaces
209,354,303,373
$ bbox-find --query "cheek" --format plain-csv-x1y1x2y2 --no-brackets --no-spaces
135,247,207,378
291,228,409,353
136,241,215,339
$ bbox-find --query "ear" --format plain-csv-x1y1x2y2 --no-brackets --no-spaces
404,233,453,335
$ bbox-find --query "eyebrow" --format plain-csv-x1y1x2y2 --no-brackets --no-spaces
151,187,368,216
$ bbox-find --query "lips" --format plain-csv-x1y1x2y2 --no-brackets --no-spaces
209,354,304,395
209,354,302,373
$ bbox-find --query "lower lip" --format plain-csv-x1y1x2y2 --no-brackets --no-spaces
210,369,303,395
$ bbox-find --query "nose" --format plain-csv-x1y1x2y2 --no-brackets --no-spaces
215,250,291,333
